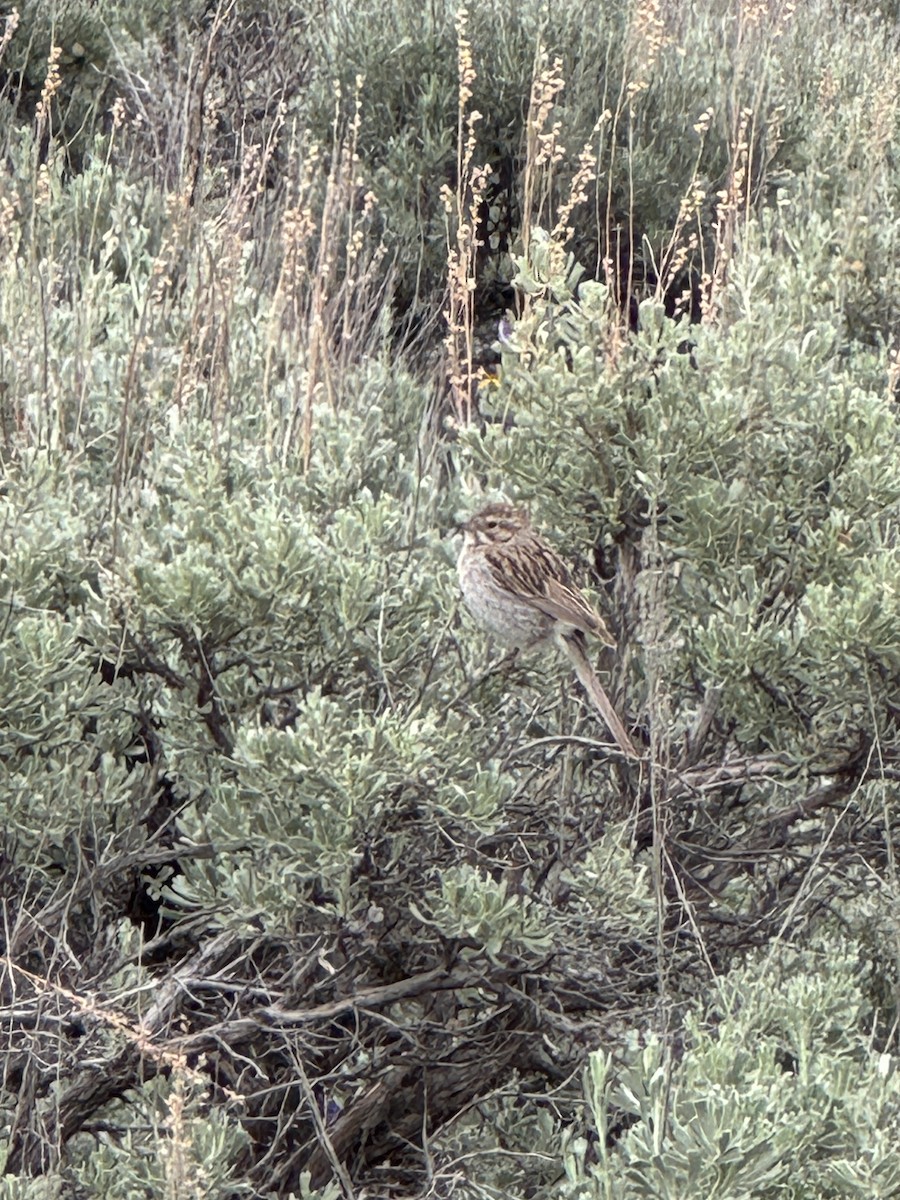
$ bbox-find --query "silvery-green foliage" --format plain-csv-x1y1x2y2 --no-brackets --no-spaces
69,1075,251,1199
0,479,108,847
104,0,208,37
568,833,656,941
119,482,324,649
411,863,553,961
101,450,446,695
0,1178,67,1199
167,694,514,929
560,940,900,1200
0,458,101,610
436,1096,564,1197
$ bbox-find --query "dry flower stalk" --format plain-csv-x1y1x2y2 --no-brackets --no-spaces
35,44,63,130
626,0,674,96
521,51,566,253
443,6,492,426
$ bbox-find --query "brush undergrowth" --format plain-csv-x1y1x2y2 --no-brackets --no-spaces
2,1,900,1197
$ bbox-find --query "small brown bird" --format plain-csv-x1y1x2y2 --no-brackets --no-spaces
457,502,640,759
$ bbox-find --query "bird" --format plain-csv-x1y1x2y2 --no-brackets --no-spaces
457,502,641,759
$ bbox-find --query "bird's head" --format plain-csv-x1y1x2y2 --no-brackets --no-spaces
461,503,530,545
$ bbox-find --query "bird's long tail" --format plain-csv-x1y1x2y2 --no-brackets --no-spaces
562,633,642,760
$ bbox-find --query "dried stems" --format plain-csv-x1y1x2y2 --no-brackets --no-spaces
520,50,566,255
442,6,493,427
265,75,387,470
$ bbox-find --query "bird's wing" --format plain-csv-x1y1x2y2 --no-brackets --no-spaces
484,539,616,645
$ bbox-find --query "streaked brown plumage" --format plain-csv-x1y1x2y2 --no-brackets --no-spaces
457,502,640,759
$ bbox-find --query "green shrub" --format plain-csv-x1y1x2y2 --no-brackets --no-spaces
3,2,900,1197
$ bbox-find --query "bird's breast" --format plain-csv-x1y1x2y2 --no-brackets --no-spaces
458,547,552,649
